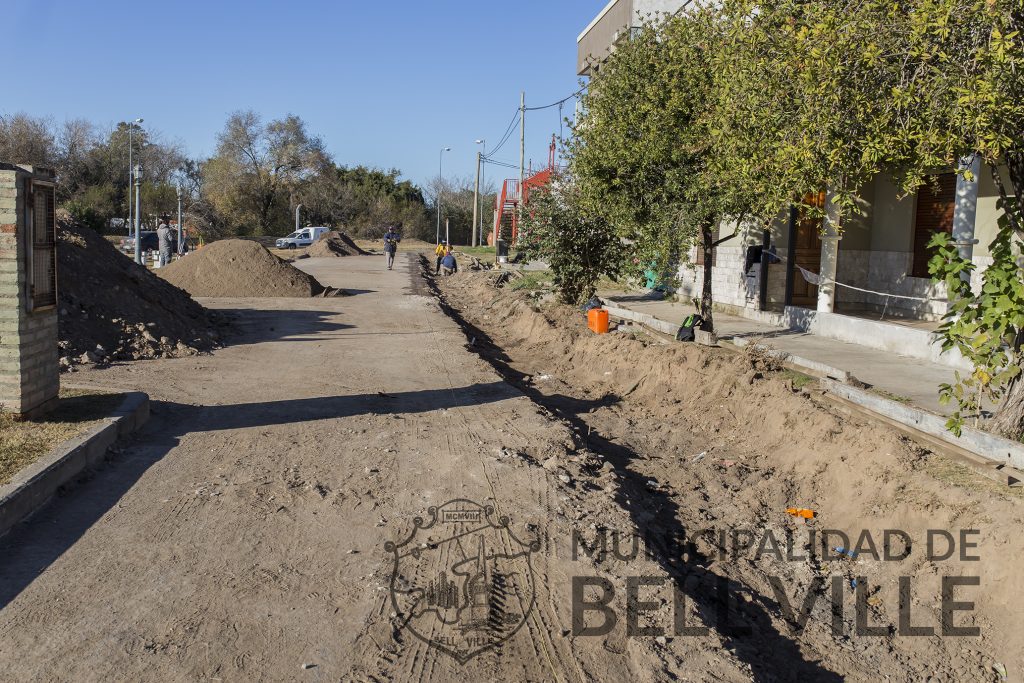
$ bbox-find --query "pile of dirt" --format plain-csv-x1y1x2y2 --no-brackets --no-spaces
159,239,340,297
436,268,1024,681
303,231,368,258
57,219,220,369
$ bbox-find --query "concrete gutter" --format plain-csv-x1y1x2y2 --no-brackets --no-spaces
0,391,149,538
821,379,1024,473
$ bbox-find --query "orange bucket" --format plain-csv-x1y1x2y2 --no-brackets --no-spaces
587,308,609,334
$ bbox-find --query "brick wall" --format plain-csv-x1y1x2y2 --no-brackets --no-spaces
0,167,59,416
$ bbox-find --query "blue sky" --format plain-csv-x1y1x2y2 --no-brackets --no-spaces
6,0,597,189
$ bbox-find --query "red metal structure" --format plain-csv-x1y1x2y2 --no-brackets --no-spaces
491,135,558,246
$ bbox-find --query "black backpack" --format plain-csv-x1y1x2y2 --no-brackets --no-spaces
676,314,703,342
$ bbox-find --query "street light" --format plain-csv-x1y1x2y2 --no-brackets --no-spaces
437,146,451,245
176,183,183,256
133,164,143,264
128,118,143,238
474,139,486,247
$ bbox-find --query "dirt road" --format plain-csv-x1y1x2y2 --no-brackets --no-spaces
1,253,1016,682
0,254,696,681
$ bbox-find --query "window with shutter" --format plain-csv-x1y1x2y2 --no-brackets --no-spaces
27,181,57,311
910,173,956,279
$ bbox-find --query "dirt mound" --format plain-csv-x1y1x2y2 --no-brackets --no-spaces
159,239,331,297
303,231,368,258
437,268,1024,680
57,220,219,369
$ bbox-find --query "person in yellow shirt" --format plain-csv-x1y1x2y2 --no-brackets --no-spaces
434,241,448,274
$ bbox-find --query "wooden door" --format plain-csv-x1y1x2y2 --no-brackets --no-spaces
791,191,826,306
911,173,956,278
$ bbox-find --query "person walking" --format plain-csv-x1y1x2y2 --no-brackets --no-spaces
157,221,172,267
383,225,401,270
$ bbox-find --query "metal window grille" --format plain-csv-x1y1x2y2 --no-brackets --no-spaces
27,181,57,311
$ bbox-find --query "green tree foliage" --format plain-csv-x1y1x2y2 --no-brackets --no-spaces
517,177,623,305
300,165,431,239
203,111,329,236
568,8,757,330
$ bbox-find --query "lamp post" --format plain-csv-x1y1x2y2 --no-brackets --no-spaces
128,118,143,237
133,164,143,264
176,183,183,256
436,147,450,245
474,139,486,247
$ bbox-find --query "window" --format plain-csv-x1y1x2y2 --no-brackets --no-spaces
26,180,57,311
911,173,956,279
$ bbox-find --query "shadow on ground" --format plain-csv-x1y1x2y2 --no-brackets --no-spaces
421,256,842,683
0,380,516,610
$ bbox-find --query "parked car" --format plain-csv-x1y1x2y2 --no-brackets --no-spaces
121,231,177,255
275,227,329,249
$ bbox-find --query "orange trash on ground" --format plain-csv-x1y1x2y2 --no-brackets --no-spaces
785,507,816,519
587,308,609,334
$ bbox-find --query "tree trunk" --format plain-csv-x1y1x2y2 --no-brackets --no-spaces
700,223,714,332
990,330,1024,440
990,377,1024,440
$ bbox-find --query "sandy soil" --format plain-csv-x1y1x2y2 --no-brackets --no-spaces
0,254,1018,682
434,267,1024,683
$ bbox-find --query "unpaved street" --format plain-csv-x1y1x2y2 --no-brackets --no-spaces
0,254,690,681
0,253,1019,682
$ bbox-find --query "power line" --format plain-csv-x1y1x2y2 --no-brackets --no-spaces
484,110,521,160
523,84,587,111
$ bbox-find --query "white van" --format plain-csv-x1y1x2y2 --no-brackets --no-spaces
275,226,330,249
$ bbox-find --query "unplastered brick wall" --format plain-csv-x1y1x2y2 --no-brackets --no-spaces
676,245,759,308
0,167,59,416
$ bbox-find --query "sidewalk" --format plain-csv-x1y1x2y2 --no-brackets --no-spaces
600,292,956,416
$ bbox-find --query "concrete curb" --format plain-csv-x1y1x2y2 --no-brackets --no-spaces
603,301,852,382
731,337,851,383
601,304,679,337
821,379,1024,472
0,391,150,538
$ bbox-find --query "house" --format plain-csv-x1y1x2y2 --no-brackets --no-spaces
575,1,1002,369
577,0,692,77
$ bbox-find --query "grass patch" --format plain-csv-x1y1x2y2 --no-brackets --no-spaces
0,389,125,485
781,369,817,390
871,388,914,404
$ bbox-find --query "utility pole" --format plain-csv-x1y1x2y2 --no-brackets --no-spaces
519,91,525,197
295,204,303,233
437,147,450,245
445,217,450,247
472,151,481,247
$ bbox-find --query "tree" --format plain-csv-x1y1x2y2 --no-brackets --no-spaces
914,0,1024,439
203,111,328,235
711,0,1024,437
569,8,753,330
517,177,623,304
0,113,55,168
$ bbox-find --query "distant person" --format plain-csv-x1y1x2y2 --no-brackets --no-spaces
434,241,448,274
157,222,172,267
440,249,457,276
383,225,401,270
